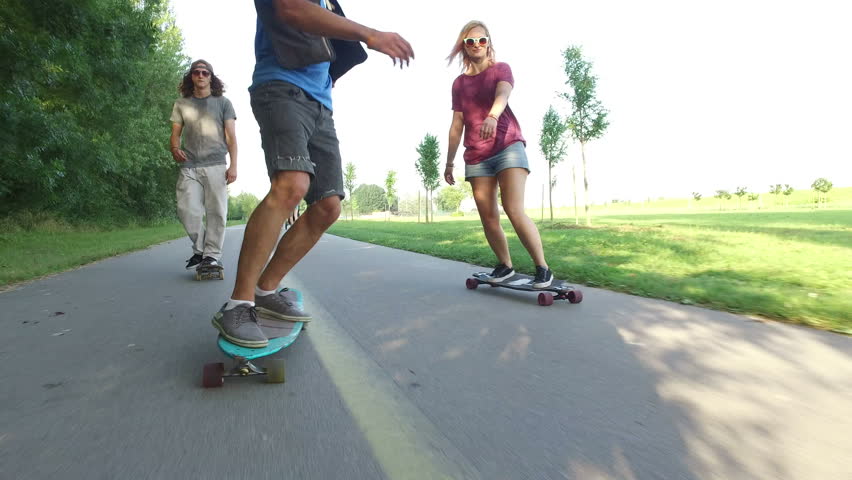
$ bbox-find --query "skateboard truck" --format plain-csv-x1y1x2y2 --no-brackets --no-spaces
230,356,266,376
202,291,304,389
202,355,287,388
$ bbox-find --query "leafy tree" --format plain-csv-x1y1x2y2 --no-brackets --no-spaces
227,192,260,220
397,195,419,216
748,193,760,209
769,184,783,207
436,181,472,212
344,162,356,220
539,105,569,222
384,170,397,219
415,134,441,223
0,0,187,222
734,186,748,209
689,192,702,209
560,45,609,227
714,189,731,210
783,184,794,207
811,178,833,207
352,184,386,214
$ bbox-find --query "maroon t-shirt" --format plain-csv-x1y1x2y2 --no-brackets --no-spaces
451,62,526,165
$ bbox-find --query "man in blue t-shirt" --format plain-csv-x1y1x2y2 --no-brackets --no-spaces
212,0,414,348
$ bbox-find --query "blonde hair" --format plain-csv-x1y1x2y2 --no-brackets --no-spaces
446,20,496,71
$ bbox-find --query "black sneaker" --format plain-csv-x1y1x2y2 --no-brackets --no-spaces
185,254,203,270
488,263,515,282
532,266,553,288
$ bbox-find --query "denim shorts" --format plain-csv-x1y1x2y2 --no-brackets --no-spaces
464,141,530,180
250,81,345,204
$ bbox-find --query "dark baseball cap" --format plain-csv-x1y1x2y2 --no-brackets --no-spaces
190,59,213,74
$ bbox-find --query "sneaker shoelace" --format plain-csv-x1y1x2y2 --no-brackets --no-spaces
233,305,259,328
274,291,296,308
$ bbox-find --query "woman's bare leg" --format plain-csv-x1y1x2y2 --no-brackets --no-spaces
497,168,547,268
470,177,512,267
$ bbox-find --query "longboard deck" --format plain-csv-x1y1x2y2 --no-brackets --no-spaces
468,272,583,306
472,272,575,293
217,320,302,360
216,288,305,359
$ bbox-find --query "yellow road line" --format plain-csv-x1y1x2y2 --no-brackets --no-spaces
285,275,481,480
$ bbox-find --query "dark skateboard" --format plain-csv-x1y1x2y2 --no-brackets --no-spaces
195,264,223,281
466,272,583,306
202,290,305,388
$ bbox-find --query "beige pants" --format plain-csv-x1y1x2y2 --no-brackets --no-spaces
176,165,228,260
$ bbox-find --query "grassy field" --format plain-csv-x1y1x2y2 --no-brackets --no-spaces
0,217,244,288
3,195,850,334
328,208,852,334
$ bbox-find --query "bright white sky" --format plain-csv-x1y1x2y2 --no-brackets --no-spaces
172,0,851,206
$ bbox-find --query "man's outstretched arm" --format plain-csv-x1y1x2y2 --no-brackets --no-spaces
274,0,414,66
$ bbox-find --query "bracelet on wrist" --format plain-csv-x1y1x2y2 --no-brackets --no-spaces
488,113,499,121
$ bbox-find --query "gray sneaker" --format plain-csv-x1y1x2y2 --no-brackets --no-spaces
255,289,312,322
211,303,269,348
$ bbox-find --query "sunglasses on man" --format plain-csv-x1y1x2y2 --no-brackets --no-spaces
463,36,489,47
191,69,210,77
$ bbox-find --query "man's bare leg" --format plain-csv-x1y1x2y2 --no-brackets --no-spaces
257,194,341,291
231,171,310,301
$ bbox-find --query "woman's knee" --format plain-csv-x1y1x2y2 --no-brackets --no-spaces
502,202,526,220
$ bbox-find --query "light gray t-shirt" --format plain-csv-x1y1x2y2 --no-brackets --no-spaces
170,95,237,168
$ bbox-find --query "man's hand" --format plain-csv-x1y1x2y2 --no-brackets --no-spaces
226,165,237,184
366,31,414,68
171,148,188,163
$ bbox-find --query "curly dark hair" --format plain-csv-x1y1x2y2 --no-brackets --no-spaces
178,70,226,98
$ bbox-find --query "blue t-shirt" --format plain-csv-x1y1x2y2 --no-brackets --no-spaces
250,0,333,111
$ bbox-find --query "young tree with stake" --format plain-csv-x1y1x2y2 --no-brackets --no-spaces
415,134,441,223
539,105,569,223
560,46,609,227
344,162,357,220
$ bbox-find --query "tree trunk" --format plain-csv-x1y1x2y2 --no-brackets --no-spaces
581,141,590,226
548,164,553,222
572,163,578,225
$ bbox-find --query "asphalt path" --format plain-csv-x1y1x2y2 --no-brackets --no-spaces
1,225,850,480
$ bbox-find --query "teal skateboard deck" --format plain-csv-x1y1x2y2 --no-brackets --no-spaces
467,272,583,306
202,289,305,388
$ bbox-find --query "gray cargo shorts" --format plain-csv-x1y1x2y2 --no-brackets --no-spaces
250,80,345,204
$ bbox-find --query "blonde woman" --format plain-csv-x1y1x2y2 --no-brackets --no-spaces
444,20,553,287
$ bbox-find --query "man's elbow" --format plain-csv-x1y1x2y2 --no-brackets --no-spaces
275,0,308,25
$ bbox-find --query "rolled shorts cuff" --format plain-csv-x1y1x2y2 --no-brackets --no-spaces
464,141,529,179
268,156,316,179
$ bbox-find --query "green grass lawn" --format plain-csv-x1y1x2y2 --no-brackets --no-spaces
0,218,246,288
329,209,852,334
3,205,849,335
